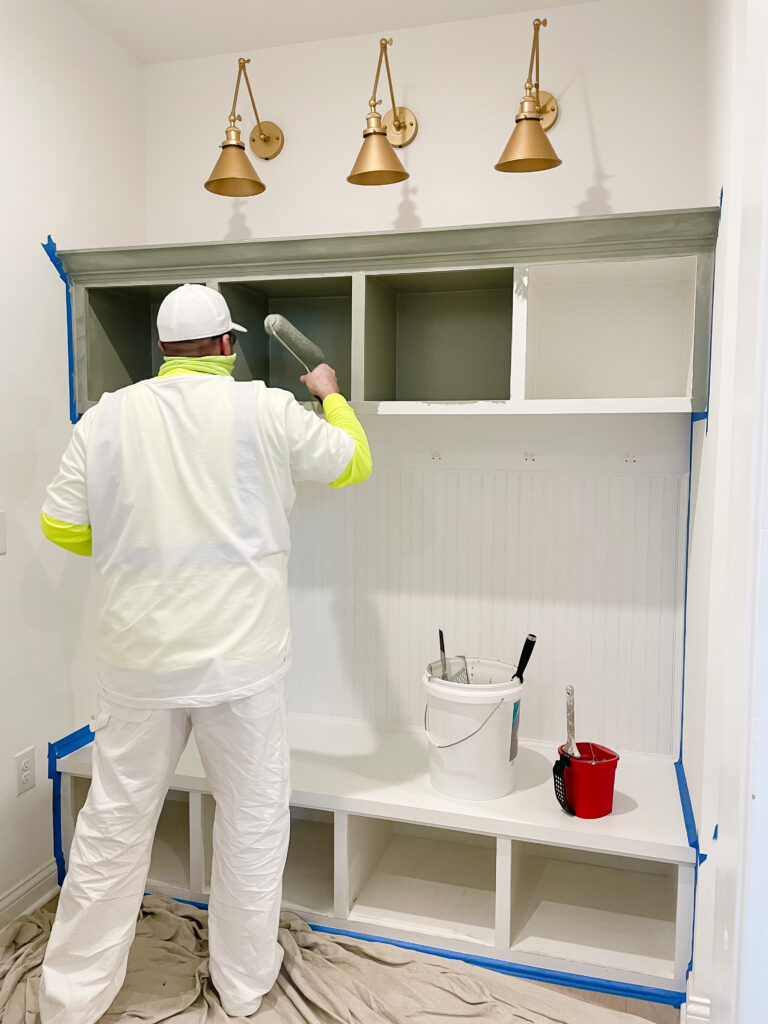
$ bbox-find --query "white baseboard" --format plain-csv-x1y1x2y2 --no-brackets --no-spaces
0,860,59,928
681,995,712,1023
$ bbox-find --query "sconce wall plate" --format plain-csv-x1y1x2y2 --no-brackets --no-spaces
249,121,284,160
536,91,559,132
382,106,418,148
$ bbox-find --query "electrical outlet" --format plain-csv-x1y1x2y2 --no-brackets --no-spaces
15,747,35,796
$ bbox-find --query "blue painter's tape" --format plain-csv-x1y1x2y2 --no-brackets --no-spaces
42,236,79,424
139,890,684,1008
144,891,209,911
48,754,65,886
48,725,95,885
675,759,699,852
48,724,94,777
310,924,685,1008
674,757,700,976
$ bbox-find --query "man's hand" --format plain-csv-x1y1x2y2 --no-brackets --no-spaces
300,364,341,401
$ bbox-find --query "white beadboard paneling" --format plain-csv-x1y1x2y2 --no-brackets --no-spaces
288,458,688,756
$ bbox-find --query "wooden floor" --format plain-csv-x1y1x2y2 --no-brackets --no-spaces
528,981,679,1023
39,895,678,1021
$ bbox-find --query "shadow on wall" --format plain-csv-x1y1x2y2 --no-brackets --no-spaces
574,72,614,217
392,180,422,230
224,198,252,241
388,85,422,231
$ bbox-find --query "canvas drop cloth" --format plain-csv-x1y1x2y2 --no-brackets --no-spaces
0,894,656,1023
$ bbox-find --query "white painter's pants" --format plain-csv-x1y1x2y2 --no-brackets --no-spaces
39,682,290,1024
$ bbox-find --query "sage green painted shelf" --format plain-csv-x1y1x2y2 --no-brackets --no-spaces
60,209,718,418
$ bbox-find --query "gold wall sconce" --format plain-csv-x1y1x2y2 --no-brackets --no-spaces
348,38,418,186
495,18,561,173
205,57,284,197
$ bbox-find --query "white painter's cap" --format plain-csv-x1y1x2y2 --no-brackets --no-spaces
157,284,247,342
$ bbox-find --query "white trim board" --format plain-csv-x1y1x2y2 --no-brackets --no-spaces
0,860,58,929
680,995,711,1023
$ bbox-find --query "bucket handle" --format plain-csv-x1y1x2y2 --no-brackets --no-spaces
424,698,505,750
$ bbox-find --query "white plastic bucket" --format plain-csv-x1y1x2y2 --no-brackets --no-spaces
423,657,523,801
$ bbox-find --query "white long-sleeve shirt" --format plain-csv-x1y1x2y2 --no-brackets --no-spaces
43,372,357,708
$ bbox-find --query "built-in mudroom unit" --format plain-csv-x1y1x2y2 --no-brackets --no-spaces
50,207,718,1008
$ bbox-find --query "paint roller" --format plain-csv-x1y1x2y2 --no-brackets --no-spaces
264,313,328,413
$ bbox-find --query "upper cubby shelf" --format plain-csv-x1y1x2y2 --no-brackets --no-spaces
219,276,352,401
363,268,513,403
59,209,718,418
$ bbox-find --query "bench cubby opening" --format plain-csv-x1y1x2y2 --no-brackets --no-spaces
506,841,678,980
344,815,496,945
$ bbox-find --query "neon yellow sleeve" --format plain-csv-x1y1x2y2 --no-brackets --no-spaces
322,394,372,488
40,512,93,557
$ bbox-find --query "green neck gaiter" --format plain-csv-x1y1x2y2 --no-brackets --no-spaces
157,354,237,378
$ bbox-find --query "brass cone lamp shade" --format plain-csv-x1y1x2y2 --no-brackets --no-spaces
205,120,265,196
347,112,409,185
495,115,561,173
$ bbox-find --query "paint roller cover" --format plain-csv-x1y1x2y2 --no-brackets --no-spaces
264,314,328,371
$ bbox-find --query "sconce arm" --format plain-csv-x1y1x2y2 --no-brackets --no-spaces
231,57,267,143
525,18,547,106
370,38,402,130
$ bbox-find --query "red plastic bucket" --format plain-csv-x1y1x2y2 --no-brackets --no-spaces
558,742,619,818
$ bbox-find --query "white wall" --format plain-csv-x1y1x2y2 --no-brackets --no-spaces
0,0,145,915
145,0,720,245
683,0,768,1021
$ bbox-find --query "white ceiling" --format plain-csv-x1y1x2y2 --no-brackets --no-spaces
62,0,587,64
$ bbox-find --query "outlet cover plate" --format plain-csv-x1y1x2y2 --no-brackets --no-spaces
15,746,35,795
